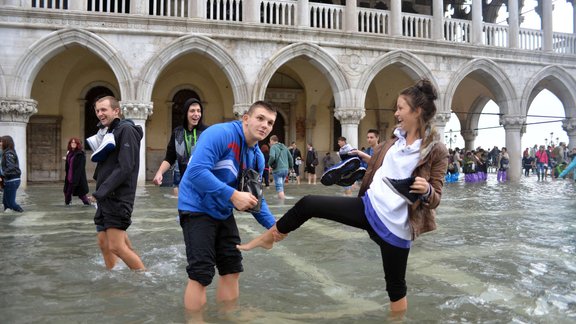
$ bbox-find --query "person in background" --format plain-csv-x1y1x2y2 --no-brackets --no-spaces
305,143,319,184
535,145,549,181
89,96,145,271
260,143,271,187
153,98,207,196
289,142,302,185
496,147,509,182
268,135,294,199
322,152,335,173
238,79,449,317
63,137,91,206
1,136,24,212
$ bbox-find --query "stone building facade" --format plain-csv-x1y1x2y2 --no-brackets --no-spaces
1,0,575,186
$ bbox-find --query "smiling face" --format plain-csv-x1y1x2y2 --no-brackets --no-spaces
394,95,421,134
186,103,202,129
94,98,120,128
242,106,276,146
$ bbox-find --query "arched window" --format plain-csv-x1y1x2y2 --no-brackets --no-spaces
84,86,114,148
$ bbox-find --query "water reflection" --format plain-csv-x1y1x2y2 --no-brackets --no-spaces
0,176,575,323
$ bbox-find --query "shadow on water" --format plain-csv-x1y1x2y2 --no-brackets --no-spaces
0,175,575,323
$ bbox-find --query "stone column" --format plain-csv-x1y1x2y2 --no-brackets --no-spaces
434,112,451,140
233,103,251,119
68,1,86,11
542,0,553,52
562,118,576,150
461,129,477,151
390,0,402,37
500,115,525,181
130,0,148,15
0,98,38,188
334,108,364,149
507,0,519,49
120,101,153,186
432,0,444,40
305,105,317,145
243,0,259,23
471,0,483,44
345,0,357,32
297,0,310,27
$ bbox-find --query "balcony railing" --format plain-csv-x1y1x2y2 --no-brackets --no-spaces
23,0,575,55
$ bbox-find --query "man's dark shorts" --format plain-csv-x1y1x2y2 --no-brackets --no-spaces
179,211,243,286
94,197,133,231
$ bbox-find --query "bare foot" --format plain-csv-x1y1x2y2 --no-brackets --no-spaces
237,227,279,251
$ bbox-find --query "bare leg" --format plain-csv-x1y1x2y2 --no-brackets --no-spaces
107,228,145,270
216,273,240,304
184,279,207,311
97,231,117,270
389,297,408,318
278,191,285,200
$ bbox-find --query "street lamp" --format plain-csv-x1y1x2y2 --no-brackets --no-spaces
544,138,548,146
445,129,457,149
550,132,554,146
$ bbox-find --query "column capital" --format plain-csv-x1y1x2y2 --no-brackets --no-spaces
434,112,451,128
334,108,365,124
233,103,250,119
562,118,576,135
120,101,153,120
499,115,526,130
461,129,478,141
0,98,38,123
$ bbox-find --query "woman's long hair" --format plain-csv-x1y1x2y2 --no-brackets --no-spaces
67,137,83,152
0,135,15,151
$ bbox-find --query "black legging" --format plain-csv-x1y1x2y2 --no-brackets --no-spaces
276,195,410,302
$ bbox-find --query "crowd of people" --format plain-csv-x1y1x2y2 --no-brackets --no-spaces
444,142,576,182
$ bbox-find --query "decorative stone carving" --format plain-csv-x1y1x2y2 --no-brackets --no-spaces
461,129,478,141
334,108,365,124
0,98,38,122
434,112,451,127
120,101,153,120
233,103,250,118
562,118,576,135
499,115,526,130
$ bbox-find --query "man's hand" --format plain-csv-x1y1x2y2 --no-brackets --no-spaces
230,190,258,211
152,173,163,186
87,195,97,204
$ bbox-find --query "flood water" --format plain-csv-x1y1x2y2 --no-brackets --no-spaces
1,175,575,323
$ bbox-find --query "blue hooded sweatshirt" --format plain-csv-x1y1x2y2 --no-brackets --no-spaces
177,120,275,229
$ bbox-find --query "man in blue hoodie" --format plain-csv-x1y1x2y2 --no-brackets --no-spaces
177,101,280,312
90,96,145,271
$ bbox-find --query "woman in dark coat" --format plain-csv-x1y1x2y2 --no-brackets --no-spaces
63,137,90,205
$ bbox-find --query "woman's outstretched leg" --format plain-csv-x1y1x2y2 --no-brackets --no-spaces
238,195,368,251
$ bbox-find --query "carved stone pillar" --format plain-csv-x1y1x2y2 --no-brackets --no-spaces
434,112,451,139
461,129,478,151
334,108,364,149
507,0,519,48
121,101,153,186
500,115,526,181
297,0,310,27
432,0,444,40
233,103,250,119
471,0,483,44
0,98,38,187
542,0,553,52
390,0,402,36
562,118,576,150
345,0,357,32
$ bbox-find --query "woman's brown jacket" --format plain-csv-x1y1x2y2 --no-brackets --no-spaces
358,130,449,240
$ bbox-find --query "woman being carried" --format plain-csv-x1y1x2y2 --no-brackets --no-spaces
238,79,448,315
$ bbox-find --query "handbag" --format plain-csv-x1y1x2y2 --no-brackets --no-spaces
237,148,263,213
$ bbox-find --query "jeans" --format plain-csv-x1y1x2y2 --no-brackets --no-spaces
3,179,23,212
273,170,288,193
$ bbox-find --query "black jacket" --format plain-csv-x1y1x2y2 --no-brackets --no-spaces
63,149,89,196
93,118,143,204
1,149,21,180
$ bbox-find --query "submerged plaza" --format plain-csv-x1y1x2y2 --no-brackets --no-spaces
0,176,574,323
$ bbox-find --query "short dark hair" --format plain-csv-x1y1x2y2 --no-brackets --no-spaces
95,95,120,109
247,100,276,115
367,129,380,137
338,136,347,142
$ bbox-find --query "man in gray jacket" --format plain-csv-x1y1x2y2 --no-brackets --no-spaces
268,135,293,199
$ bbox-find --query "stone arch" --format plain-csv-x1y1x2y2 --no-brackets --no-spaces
445,58,516,116
463,96,491,131
356,50,439,109
11,28,133,99
521,65,576,119
139,35,249,106
253,42,350,108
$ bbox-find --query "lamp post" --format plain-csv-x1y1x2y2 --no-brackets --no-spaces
545,138,548,146
445,129,457,149
550,132,554,146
